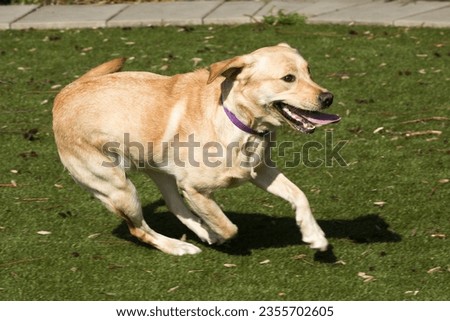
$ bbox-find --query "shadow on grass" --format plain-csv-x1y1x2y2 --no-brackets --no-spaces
112,199,401,261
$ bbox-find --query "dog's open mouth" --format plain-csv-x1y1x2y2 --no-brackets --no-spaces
272,101,341,133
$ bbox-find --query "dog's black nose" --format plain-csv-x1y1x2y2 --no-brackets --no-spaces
318,92,334,108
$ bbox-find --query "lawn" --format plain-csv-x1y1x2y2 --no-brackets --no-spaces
0,20,448,301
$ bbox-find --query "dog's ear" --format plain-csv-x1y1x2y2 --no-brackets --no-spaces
207,56,247,84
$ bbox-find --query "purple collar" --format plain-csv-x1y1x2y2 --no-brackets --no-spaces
223,105,269,137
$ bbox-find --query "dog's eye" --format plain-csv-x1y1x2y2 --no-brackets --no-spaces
281,74,296,83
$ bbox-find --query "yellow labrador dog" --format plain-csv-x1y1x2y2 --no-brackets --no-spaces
53,43,340,255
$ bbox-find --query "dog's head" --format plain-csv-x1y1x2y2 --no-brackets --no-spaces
208,43,340,134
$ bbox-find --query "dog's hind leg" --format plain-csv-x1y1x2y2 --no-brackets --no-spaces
251,166,329,251
148,171,222,245
61,151,201,256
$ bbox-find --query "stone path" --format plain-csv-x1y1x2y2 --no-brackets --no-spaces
1,0,449,30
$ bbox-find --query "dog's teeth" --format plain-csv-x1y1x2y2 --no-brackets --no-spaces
283,107,294,118
283,107,304,122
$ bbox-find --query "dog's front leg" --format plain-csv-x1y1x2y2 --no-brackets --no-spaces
251,166,328,251
181,187,238,244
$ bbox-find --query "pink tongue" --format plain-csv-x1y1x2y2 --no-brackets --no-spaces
303,111,341,126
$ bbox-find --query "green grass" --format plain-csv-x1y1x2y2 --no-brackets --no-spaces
0,21,449,301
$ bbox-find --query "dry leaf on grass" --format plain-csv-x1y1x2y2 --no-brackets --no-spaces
37,231,51,235
167,285,180,293
292,254,314,265
357,272,376,282
405,290,419,296
191,57,202,66
23,128,39,141
21,198,48,203
259,259,270,265
88,233,101,239
224,263,237,268
431,233,446,239
405,130,442,138
427,266,443,274
373,201,386,207
400,116,449,124
0,181,17,188
373,127,384,134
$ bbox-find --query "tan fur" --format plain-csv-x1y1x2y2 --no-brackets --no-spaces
53,44,334,255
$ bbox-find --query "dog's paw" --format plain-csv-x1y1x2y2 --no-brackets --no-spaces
301,228,328,251
161,238,202,256
201,232,224,245
307,237,329,252
298,219,328,251
171,242,202,256
199,223,238,245
195,226,224,245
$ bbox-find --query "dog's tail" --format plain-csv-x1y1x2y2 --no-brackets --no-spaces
76,57,127,81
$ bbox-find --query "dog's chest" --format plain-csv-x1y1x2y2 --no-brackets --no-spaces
179,164,254,191
173,138,266,191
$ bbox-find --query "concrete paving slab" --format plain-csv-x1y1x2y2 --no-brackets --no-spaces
3,1,450,30
203,1,266,24
0,5,38,30
256,0,369,20
108,1,222,27
11,4,128,30
308,0,450,26
395,5,450,28
255,0,313,20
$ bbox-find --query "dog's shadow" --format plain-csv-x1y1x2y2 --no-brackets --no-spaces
112,199,402,261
